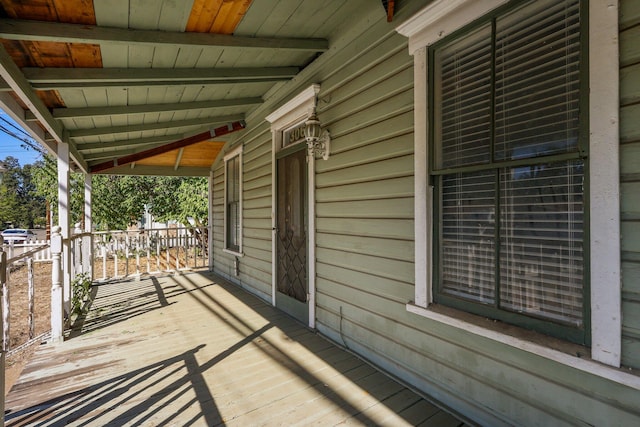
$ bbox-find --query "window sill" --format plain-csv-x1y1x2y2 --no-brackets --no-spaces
223,249,244,257
406,302,640,389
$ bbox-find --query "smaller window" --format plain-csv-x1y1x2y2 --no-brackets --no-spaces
224,146,243,254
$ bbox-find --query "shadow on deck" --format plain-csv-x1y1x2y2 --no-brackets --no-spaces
4,271,467,426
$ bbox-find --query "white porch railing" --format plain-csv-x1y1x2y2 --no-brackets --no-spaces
91,226,209,280
0,225,210,351
1,239,51,352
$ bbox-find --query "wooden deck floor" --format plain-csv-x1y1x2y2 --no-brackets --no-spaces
4,271,466,426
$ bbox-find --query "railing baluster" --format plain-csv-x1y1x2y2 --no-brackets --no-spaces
145,233,150,274
176,234,180,271
166,234,170,271
156,233,160,272
113,237,119,278
125,235,130,277
3,264,10,352
101,235,107,280
0,240,6,419
28,258,34,340
51,226,64,342
135,235,140,276
193,232,197,269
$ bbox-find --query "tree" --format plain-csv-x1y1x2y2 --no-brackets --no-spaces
0,156,46,228
31,157,209,231
31,155,84,226
174,178,209,226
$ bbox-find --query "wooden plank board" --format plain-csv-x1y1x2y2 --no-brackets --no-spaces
186,0,251,34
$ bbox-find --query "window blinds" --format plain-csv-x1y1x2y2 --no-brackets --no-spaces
436,0,584,327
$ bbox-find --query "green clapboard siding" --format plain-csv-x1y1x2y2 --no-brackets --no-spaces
621,0,640,370
212,126,272,301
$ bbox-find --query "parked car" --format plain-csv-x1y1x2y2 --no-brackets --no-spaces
1,228,36,244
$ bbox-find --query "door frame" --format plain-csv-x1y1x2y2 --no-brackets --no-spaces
266,84,320,329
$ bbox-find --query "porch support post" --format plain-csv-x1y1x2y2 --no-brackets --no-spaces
50,226,64,342
208,170,214,272
57,141,71,316
83,174,93,280
0,238,6,420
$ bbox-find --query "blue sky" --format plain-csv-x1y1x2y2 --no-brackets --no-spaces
0,109,43,166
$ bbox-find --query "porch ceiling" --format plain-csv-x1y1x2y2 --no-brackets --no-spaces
0,0,353,176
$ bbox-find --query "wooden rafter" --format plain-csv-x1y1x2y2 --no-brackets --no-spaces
89,121,246,173
21,67,298,90
50,97,262,119
68,114,244,138
0,19,329,52
77,135,183,153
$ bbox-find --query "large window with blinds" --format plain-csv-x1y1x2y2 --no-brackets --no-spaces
224,146,242,254
431,0,587,343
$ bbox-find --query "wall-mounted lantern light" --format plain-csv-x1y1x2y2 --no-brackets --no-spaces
304,112,330,161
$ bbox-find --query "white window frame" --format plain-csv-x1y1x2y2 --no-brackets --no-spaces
397,0,622,369
223,144,243,257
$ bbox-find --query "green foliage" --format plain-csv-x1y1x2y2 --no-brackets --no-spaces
29,157,209,231
91,175,207,230
0,156,46,228
175,178,209,226
31,154,84,225
71,272,92,316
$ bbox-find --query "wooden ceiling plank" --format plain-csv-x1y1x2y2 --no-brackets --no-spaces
69,113,244,138
52,97,262,119
186,0,225,33
0,18,329,51
212,0,252,34
51,0,97,24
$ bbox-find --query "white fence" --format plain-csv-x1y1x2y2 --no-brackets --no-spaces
92,226,209,280
3,240,52,263
0,238,51,354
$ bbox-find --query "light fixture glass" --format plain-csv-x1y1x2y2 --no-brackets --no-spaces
304,113,322,141
304,112,330,160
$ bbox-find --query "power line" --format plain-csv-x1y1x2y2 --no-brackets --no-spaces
0,124,44,154
0,116,31,139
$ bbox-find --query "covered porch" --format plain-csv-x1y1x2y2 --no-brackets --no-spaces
4,271,466,426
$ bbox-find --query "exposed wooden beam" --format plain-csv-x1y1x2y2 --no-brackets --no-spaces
0,44,63,143
0,19,329,52
83,147,143,161
90,164,212,177
174,148,185,170
22,67,298,87
0,77,10,91
77,134,182,152
30,78,285,90
90,120,245,173
0,43,88,172
0,92,53,153
68,114,244,138
53,97,262,119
